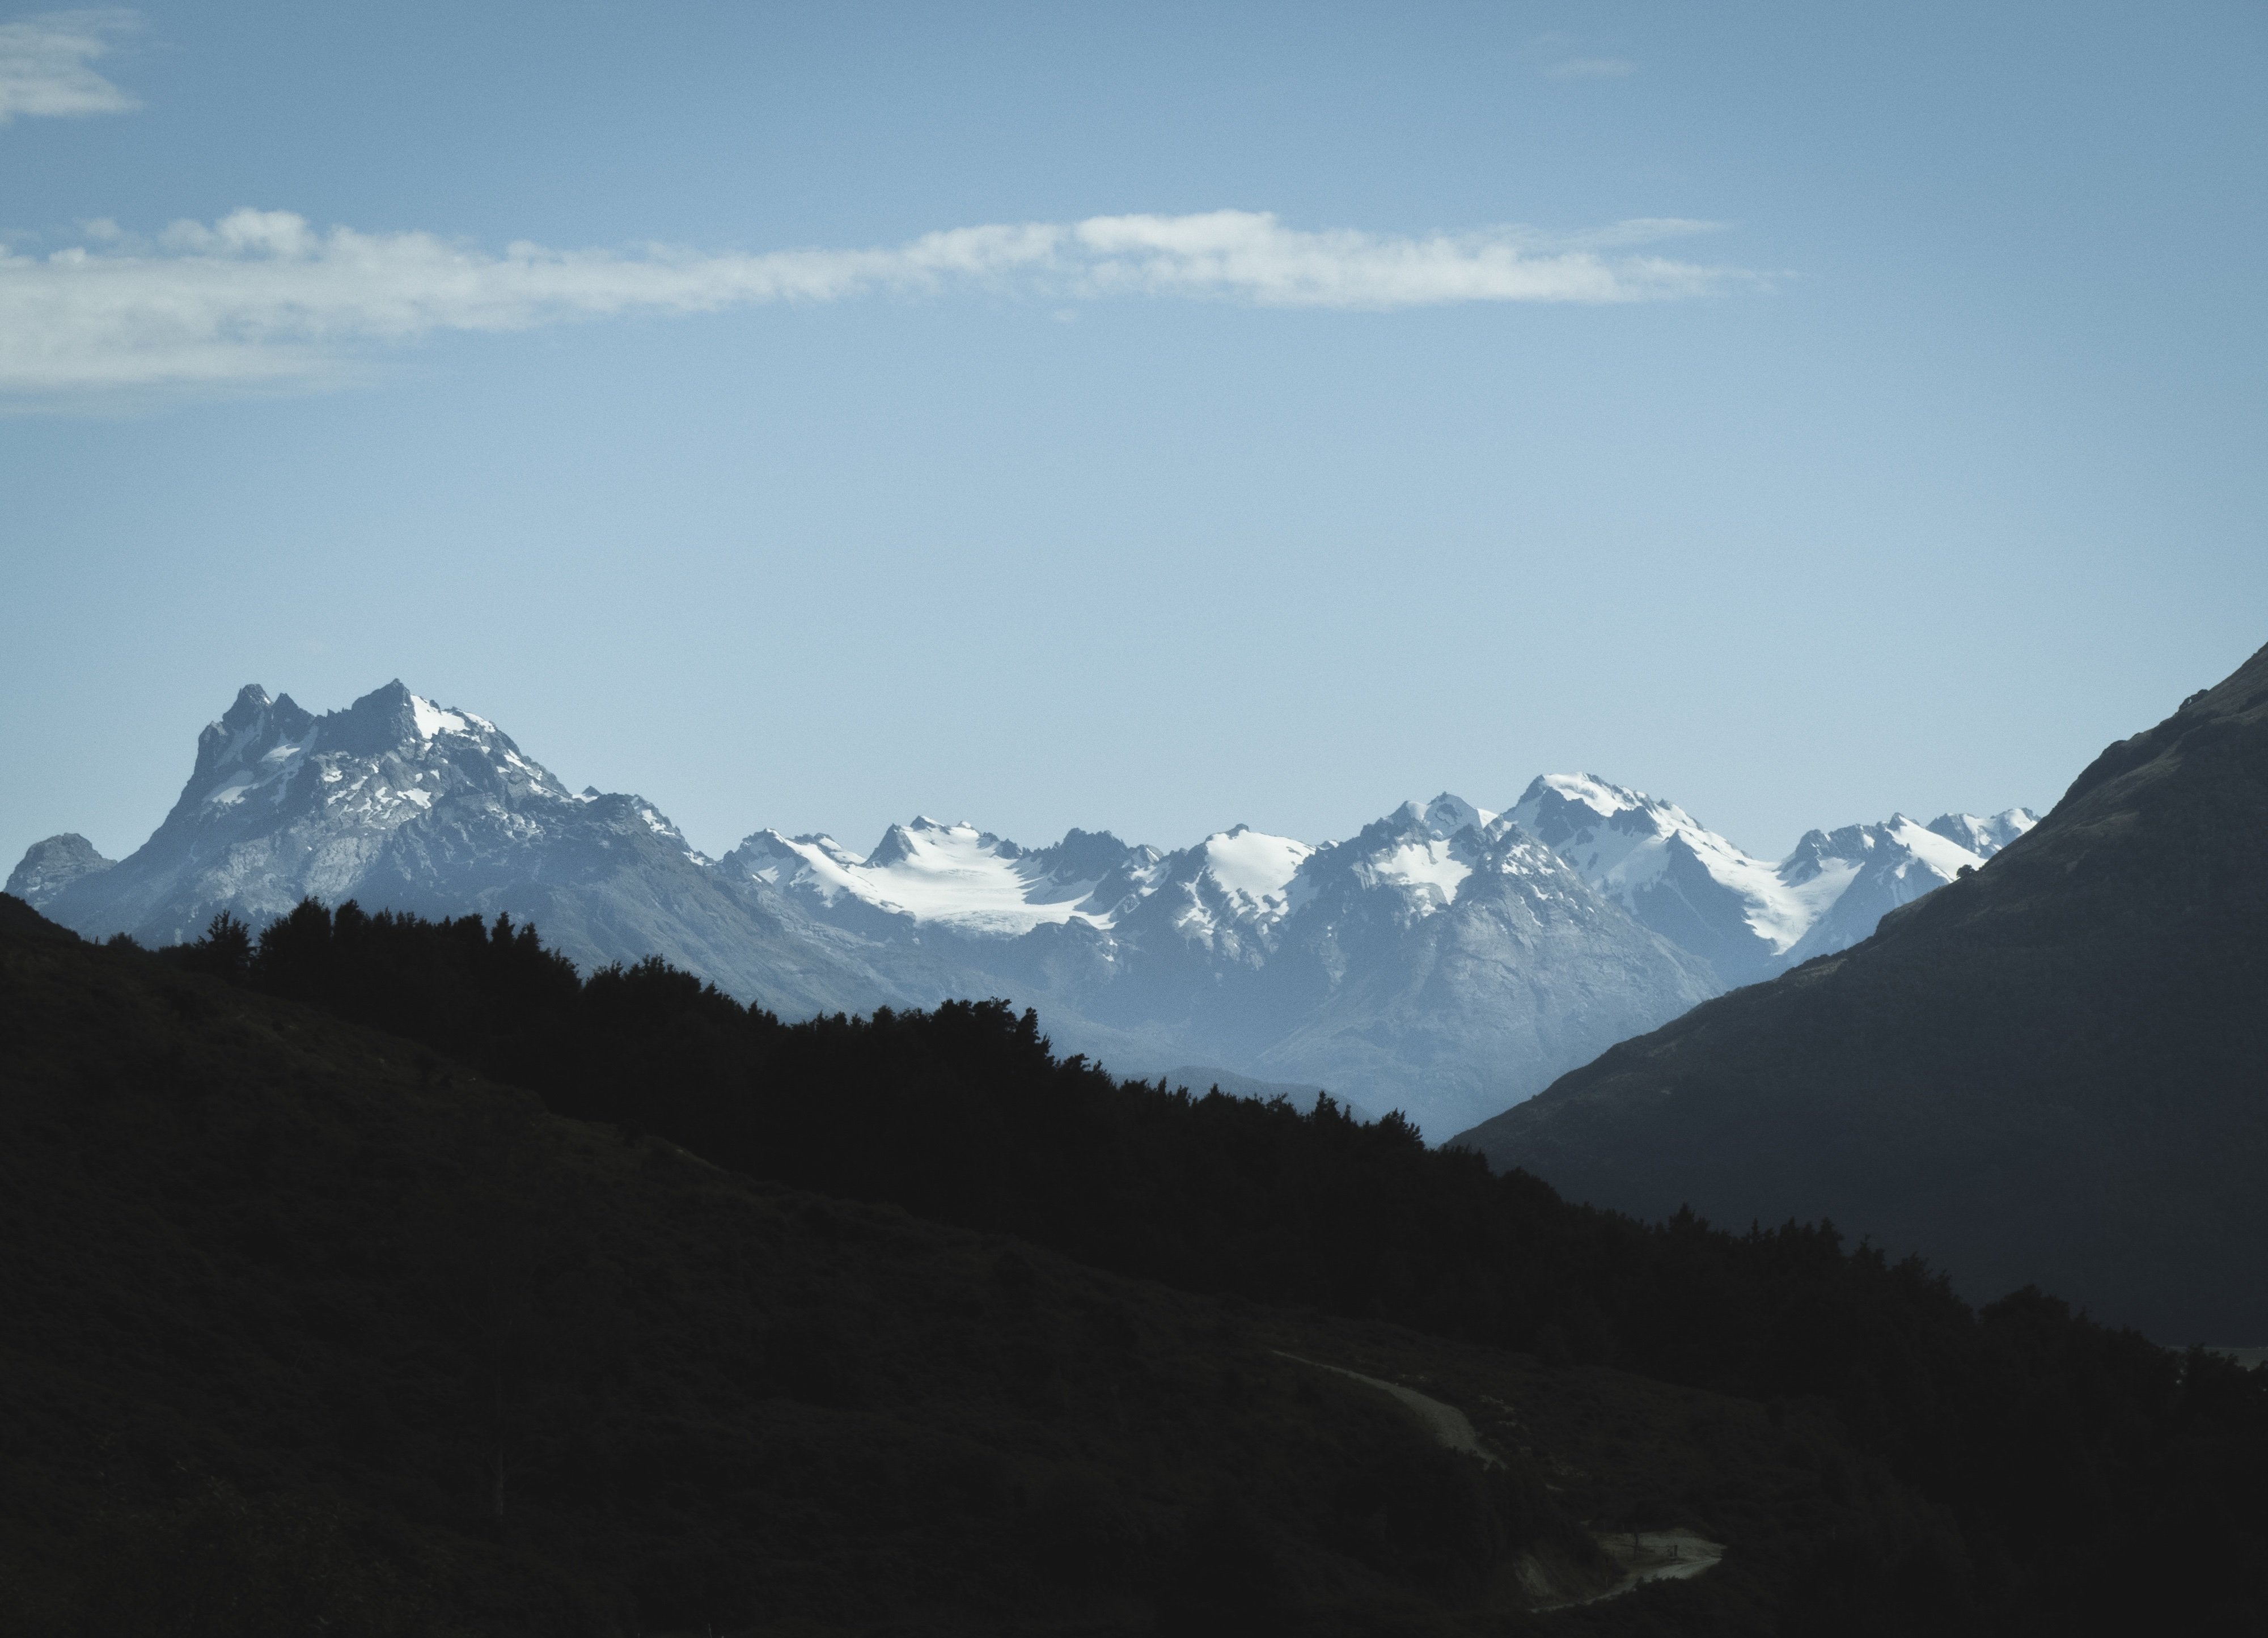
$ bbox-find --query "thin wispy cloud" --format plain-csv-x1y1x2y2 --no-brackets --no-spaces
1548,58,1637,79
0,8,139,123
0,208,1758,399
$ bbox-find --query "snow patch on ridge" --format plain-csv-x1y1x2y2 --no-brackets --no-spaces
1927,809,2039,856
1881,814,1986,881
201,731,315,809
1364,837,1474,905
409,695,473,740
734,817,1139,936
1163,825,1315,951
1200,826,1311,908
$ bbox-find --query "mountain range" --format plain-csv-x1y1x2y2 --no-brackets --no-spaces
10,679,2030,1135
1459,640,2268,1341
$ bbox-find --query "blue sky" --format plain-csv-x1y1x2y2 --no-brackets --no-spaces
4,1,2264,868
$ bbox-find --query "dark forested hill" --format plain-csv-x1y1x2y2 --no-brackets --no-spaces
1459,641,2268,1344
0,906,1644,1636
6,895,2267,1632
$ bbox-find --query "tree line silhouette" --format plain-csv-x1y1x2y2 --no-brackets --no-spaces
164,898,2268,1630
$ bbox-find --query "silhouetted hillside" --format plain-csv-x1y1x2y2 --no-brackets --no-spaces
1459,641,2268,1344
14,889,2251,1631
10,906,1695,1635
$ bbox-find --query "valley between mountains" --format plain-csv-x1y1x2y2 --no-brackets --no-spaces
9,680,2030,1137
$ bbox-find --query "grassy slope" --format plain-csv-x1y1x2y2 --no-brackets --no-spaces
0,908,1950,1637
1459,641,2268,1341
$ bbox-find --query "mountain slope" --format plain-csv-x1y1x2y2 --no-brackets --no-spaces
1505,774,2035,985
3,832,114,904
14,680,2018,1136
24,682,913,1017
718,798,1720,1132
1457,642,2268,1341
1506,775,1805,985
5,903,1675,1635
868,798,1721,1134
1237,803,1721,1133
1768,813,2012,969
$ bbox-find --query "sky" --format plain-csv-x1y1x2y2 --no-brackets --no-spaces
3,1,2264,870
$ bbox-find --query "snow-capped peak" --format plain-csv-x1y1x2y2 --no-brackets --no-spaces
1926,808,2039,857
1354,831,1475,910
1312,796,1504,917
1142,824,1315,955
1768,814,1994,968
1881,813,1986,877
173,679,586,845
1509,772,1809,954
1520,771,1650,824
1197,825,1313,908
725,816,1153,936
1781,815,1987,884
1385,791,1497,840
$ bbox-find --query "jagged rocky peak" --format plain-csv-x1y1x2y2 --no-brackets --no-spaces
5,833,116,909
1767,814,1998,969
1778,823,1857,881
1508,772,1783,899
1926,809,2039,857
191,683,315,789
1383,792,1494,840
725,828,819,879
865,816,1012,870
1302,797,1516,920
319,679,500,758
1783,814,1978,879
1505,772,1710,852
177,679,571,828
1496,774,2047,986
1042,827,1152,883
1189,824,1313,908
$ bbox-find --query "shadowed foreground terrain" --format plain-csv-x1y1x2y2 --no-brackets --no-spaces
3,896,2264,1632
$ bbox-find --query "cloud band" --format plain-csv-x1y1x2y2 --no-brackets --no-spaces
0,208,1753,397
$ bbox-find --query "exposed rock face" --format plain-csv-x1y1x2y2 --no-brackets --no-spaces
4,833,114,908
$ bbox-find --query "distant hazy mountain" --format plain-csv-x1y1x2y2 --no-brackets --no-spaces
1507,773,2036,984
11,680,2019,1136
712,794,1719,1134
5,833,114,906
14,682,915,1018
1769,811,2032,970
1457,642,2268,1341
